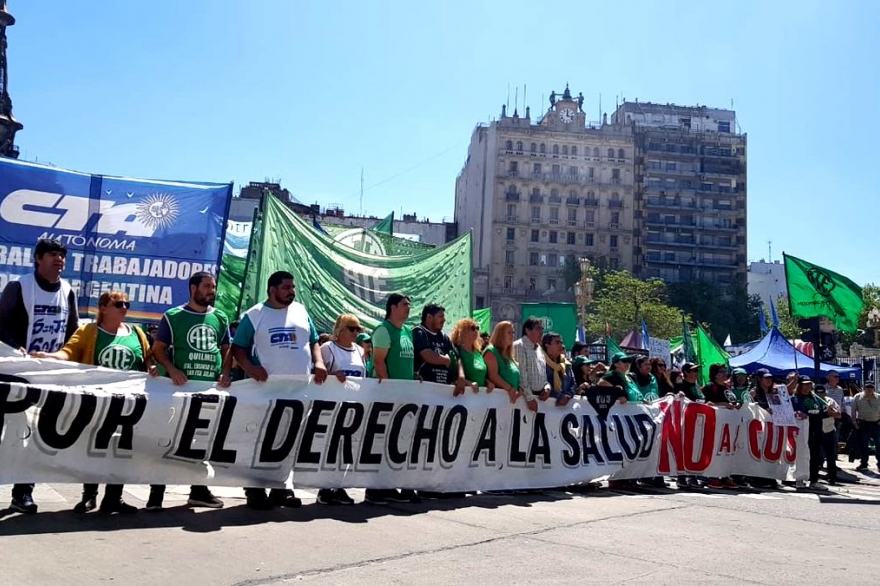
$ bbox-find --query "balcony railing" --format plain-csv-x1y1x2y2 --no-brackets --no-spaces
505,192,521,202
645,197,697,209
529,194,544,203
609,200,623,208
584,198,599,207
566,196,581,205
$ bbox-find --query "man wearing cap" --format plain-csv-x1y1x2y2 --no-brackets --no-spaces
814,385,841,484
852,382,880,472
0,238,79,515
791,376,833,490
674,363,706,402
512,317,547,412
599,353,642,402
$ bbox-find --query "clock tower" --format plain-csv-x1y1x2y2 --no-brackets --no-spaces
545,84,585,131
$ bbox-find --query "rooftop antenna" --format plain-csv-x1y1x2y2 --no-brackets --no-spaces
523,84,527,116
598,93,602,124
360,167,364,216
514,86,518,115
506,84,510,113
768,239,772,262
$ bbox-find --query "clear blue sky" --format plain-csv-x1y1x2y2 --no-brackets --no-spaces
6,1,879,284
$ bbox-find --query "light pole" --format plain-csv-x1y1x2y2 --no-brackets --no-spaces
573,257,594,341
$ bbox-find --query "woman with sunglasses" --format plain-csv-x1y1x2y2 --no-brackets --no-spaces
315,314,365,506
650,358,675,396
30,290,157,514
450,318,491,395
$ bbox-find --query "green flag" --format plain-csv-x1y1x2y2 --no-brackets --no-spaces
695,324,730,386
216,217,257,320
520,302,578,349
372,212,394,235
472,307,492,334
681,315,696,362
605,335,625,364
784,253,864,332
322,222,434,256
242,195,472,333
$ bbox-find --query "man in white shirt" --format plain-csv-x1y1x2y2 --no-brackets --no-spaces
233,270,328,510
512,317,547,413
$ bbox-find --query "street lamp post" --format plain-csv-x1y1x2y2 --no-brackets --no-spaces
573,257,594,341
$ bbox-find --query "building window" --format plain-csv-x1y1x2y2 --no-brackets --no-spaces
612,168,620,182
588,167,595,179
530,143,537,153
607,148,614,159
553,144,559,154
567,232,576,245
550,207,559,221
540,253,547,265
551,188,559,198
562,145,569,155
548,278,557,290
516,141,523,151
569,165,578,175
476,295,485,308
585,233,594,246
611,211,620,224
505,250,515,264
509,161,518,175
610,235,619,249
549,230,558,244
548,253,558,267
504,275,513,289
531,206,541,220
552,164,560,173
568,208,577,222
507,204,517,217
506,140,513,150
618,148,625,159
533,163,541,174
585,209,595,223
506,228,515,241
571,146,578,156
530,229,539,242
529,252,539,266
532,187,540,196
666,162,676,171
593,147,600,158
718,121,731,133
529,277,537,290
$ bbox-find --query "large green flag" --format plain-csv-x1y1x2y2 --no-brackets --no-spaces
520,302,578,349
472,308,492,334
695,324,730,386
372,212,394,235
321,222,434,256
241,195,472,332
784,253,864,332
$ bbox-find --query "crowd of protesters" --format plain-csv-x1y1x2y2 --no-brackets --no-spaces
2,238,880,517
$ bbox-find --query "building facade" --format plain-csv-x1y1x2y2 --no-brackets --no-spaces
455,87,635,325
748,260,787,308
612,102,747,286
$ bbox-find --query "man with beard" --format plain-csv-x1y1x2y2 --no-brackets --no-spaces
232,270,328,509
413,303,466,393
0,238,79,515
147,271,232,511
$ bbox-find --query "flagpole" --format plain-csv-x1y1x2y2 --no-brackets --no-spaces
784,252,802,376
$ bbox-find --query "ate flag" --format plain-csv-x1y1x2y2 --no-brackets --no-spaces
784,254,864,332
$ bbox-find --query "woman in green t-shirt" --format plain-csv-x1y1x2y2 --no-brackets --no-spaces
31,291,156,515
450,317,493,394
482,320,521,404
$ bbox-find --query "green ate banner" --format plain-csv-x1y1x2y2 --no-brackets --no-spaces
321,222,434,257
519,303,578,349
241,195,472,332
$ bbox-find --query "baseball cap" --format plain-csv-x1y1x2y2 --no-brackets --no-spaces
355,333,371,344
865,382,875,389
732,368,748,376
573,355,599,369
815,385,826,393
755,368,772,378
798,375,813,384
681,362,698,373
610,352,632,364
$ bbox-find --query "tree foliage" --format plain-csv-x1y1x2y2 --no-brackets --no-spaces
585,270,685,340
667,281,762,344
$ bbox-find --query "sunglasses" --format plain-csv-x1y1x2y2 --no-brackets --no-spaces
111,301,131,309
345,326,363,333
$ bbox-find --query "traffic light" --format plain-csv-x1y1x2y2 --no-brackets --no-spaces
797,317,819,343
818,332,836,360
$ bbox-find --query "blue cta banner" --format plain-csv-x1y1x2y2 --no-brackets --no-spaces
0,158,233,321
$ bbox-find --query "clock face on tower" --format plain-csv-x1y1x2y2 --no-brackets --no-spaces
558,108,574,123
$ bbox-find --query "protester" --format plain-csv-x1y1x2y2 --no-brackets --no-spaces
450,317,488,393
631,356,658,399
791,376,832,490
650,358,675,396
148,271,232,511
751,369,775,411
356,332,374,377
814,385,841,485
512,317,545,413
232,270,327,509
674,363,704,401
480,332,490,348
483,320,521,403
31,291,156,514
572,355,597,387
729,368,753,403
541,332,575,406
368,293,419,505
413,303,466,394
316,313,367,506
852,381,880,472
599,353,642,402
0,238,79,515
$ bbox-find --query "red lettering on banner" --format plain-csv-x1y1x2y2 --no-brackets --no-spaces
719,424,732,454
683,403,715,471
762,422,785,461
657,400,683,475
785,426,799,463
748,420,763,459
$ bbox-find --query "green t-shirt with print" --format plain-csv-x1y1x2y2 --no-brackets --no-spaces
94,326,145,372
371,320,415,380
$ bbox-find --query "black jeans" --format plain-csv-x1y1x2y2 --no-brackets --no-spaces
858,420,880,467
82,484,124,501
820,432,838,482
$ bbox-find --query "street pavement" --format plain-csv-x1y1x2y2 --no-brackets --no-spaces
2,461,880,585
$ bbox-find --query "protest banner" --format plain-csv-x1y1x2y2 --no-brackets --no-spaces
0,349,808,489
0,158,233,321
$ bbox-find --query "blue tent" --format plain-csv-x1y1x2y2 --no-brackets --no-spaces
729,327,861,381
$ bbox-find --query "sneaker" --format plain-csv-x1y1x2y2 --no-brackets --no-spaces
246,490,274,511
188,488,224,509
721,478,740,489
99,499,138,514
364,489,388,505
397,489,421,503
73,495,97,514
795,479,807,489
269,489,301,508
10,494,38,514
809,481,829,491
706,479,724,490
145,489,164,512
687,477,702,488
651,478,669,488
676,477,689,490
316,489,337,506
333,489,355,505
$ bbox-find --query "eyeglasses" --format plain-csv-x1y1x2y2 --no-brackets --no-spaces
345,326,363,333
112,301,131,309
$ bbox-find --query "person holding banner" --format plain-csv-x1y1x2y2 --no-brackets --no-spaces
599,353,642,402
650,358,675,396
31,290,157,514
484,321,524,407
232,270,327,510
791,376,834,490
512,317,545,412
367,293,420,505
413,303,467,394
148,271,232,511
450,318,489,394
631,356,658,399
540,333,575,406
0,238,79,515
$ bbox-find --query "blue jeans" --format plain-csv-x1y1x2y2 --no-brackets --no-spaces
858,421,880,467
